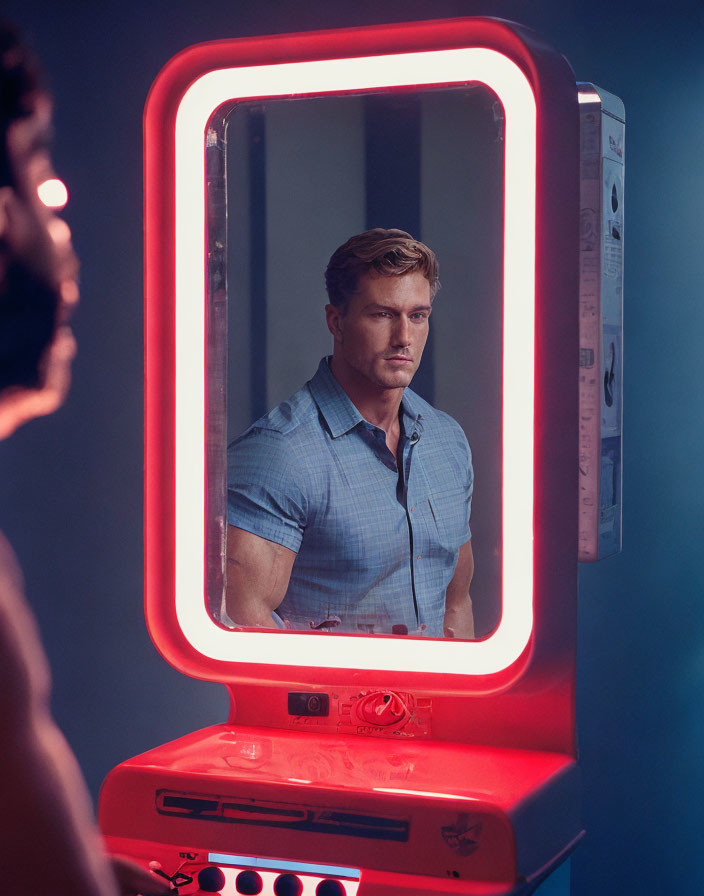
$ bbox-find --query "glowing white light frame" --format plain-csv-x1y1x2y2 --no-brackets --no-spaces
174,47,535,675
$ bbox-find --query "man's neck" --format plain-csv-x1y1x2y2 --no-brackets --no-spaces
329,355,403,435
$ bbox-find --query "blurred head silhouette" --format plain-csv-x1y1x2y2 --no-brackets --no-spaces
0,21,78,439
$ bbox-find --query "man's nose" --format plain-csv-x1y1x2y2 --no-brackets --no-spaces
392,315,411,346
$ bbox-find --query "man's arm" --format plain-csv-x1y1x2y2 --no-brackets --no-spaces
443,536,475,639
0,535,169,896
226,525,297,626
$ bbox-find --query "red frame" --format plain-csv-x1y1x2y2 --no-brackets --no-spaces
144,17,579,753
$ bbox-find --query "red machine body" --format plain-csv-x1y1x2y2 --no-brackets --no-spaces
99,17,583,895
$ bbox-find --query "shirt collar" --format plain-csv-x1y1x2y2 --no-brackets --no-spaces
400,388,424,436
308,356,424,440
308,357,365,438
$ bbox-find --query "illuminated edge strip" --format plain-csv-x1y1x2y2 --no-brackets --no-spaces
577,90,601,103
373,787,480,801
174,47,535,675
208,853,360,878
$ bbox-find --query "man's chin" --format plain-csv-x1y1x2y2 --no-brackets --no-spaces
374,366,416,390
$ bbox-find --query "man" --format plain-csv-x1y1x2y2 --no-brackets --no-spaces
226,228,474,638
0,23,169,895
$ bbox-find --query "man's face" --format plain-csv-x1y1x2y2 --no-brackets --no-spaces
0,92,79,436
326,270,432,392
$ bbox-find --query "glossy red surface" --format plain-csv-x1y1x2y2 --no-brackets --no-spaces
100,724,581,893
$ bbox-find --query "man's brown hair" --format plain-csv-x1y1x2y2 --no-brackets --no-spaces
325,228,440,311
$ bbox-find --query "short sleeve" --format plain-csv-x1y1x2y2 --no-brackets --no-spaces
227,428,308,552
444,418,473,542
464,432,474,539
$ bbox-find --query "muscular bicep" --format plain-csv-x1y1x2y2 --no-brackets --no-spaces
446,538,474,604
443,536,475,639
225,525,297,626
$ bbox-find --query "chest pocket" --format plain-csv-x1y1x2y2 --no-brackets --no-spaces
428,488,469,555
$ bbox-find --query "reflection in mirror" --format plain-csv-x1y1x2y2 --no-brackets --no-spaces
206,85,504,640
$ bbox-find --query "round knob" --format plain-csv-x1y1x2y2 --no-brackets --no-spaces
235,869,263,894
197,866,226,892
273,873,303,896
316,880,346,896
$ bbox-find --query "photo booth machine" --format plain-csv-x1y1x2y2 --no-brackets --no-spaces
99,16,624,896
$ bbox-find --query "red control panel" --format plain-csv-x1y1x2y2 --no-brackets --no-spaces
146,852,359,895
100,724,581,895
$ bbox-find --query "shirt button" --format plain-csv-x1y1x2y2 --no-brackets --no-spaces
410,506,415,512
416,554,421,560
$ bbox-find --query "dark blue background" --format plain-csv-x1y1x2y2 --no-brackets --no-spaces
1,2,702,893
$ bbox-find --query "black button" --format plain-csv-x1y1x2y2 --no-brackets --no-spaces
316,881,346,896
198,866,226,892
274,874,303,896
236,869,263,894
288,692,329,716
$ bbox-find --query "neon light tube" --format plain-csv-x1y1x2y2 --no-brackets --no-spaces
173,47,536,675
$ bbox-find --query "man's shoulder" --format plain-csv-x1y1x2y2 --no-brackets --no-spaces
405,389,469,442
228,384,322,457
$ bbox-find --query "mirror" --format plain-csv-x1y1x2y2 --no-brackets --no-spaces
205,84,504,641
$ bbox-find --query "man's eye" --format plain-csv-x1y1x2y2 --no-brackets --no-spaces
411,313,428,321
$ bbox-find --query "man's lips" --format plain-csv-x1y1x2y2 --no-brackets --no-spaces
385,355,413,363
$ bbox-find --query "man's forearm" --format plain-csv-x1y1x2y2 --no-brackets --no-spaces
443,595,475,639
2,721,120,896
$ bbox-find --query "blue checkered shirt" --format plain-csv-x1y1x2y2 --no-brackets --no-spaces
227,357,472,636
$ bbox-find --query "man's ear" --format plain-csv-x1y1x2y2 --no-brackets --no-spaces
325,303,344,343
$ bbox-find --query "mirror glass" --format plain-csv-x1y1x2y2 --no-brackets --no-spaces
205,84,504,640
